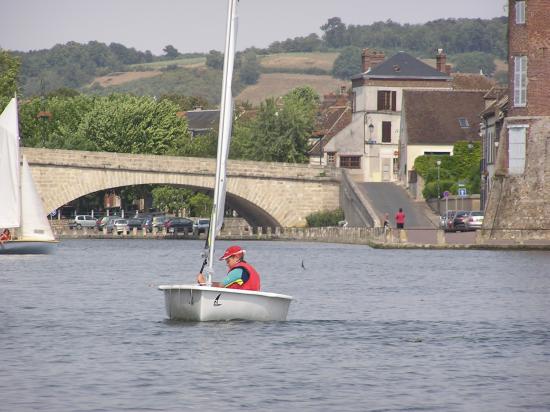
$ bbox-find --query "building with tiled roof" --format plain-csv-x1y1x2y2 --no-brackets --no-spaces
326,49,456,182
399,90,487,194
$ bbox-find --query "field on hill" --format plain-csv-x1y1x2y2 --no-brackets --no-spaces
260,52,338,71
236,73,345,105
129,56,207,70
92,71,162,87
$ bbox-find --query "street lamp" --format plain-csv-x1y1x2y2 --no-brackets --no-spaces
436,160,441,215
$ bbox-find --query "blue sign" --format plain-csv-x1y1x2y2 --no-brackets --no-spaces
443,191,450,198
458,188,467,197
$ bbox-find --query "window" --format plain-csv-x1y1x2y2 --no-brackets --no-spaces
377,90,397,111
339,156,361,169
515,1,526,24
382,121,392,143
327,152,336,166
514,56,527,107
458,118,470,128
508,125,527,175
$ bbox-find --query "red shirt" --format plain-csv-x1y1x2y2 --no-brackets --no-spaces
395,212,406,224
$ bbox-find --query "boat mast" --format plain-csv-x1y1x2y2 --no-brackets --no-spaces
206,0,238,284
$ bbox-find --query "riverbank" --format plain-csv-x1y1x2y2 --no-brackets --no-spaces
52,226,550,250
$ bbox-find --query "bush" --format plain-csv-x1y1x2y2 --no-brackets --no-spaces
306,209,344,227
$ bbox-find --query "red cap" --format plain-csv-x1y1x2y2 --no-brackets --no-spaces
219,245,245,260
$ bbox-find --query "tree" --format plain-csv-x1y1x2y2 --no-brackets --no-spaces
320,17,347,48
152,186,191,215
163,45,180,59
452,52,496,75
332,46,363,80
188,192,213,217
231,86,319,163
205,50,224,70
0,50,21,98
239,52,261,85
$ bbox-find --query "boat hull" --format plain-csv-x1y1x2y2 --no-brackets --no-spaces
0,240,58,254
158,285,292,321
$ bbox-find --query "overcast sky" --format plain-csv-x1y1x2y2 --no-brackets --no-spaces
2,0,506,55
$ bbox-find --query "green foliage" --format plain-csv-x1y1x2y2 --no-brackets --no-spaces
306,208,345,227
261,66,329,76
0,50,21,98
89,67,244,105
267,33,323,54
206,50,224,70
73,94,189,155
321,17,347,48
452,52,496,75
163,45,180,59
17,94,204,156
159,94,210,111
231,86,319,163
239,52,261,85
188,192,213,217
332,46,363,79
415,141,482,199
152,186,191,214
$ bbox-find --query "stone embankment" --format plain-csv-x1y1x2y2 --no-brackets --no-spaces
54,226,550,250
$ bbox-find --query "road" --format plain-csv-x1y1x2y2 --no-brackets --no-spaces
357,182,438,229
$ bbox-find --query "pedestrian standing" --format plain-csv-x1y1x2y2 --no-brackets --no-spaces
395,208,406,229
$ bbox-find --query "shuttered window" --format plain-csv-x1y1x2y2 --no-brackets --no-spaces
377,91,397,111
516,1,526,24
382,121,392,143
514,56,527,107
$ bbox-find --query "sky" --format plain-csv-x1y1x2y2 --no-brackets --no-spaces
2,0,506,55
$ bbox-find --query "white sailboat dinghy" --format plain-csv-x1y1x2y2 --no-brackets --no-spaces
158,0,292,322
0,98,58,254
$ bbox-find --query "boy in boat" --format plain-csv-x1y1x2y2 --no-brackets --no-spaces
196,245,261,291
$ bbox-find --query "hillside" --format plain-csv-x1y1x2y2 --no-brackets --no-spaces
236,73,343,105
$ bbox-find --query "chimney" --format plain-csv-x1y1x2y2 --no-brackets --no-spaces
362,48,385,73
436,48,447,73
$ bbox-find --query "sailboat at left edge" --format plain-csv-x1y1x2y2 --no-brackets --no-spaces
0,97,58,254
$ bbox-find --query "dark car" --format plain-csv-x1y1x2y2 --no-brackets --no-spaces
451,211,471,232
127,218,144,230
165,217,194,234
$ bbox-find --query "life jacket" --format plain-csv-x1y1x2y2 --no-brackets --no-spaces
227,261,261,291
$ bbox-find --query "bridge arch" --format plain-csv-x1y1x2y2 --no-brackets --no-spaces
25,148,341,227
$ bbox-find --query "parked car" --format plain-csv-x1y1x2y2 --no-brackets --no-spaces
152,215,170,232
127,218,144,231
193,218,210,234
465,211,484,231
441,210,457,232
106,218,129,234
165,217,194,234
142,216,153,232
450,211,471,232
71,215,97,229
96,215,119,231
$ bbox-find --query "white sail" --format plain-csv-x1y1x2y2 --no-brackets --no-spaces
206,0,239,280
20,157,55,241
0,98,21,228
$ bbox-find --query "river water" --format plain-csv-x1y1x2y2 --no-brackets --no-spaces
1,239,549,411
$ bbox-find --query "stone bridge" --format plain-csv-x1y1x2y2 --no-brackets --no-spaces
24,148,341,227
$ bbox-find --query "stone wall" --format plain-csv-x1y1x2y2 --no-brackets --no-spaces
480,117,550,241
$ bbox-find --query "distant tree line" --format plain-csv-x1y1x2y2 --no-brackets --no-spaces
7,16,506,97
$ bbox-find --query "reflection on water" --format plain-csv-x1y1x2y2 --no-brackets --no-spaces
1,239,549,411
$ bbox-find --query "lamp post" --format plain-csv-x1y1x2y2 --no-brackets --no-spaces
436,160,441,215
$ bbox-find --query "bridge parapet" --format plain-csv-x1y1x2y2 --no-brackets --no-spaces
23,148,341,227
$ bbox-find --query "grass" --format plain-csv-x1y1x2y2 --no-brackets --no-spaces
129,57,207,70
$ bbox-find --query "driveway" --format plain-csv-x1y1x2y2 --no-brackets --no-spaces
357,182,438,229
